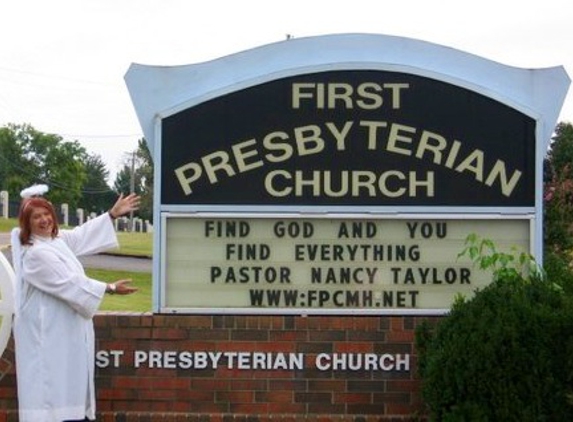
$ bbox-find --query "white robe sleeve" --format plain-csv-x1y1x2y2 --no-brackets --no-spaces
10,227,22,312
60,212,119,256
22,246,106,319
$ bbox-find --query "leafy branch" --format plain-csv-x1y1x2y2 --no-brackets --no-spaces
457,233,543,282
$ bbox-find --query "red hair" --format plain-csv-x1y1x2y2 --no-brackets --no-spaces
18,197,59,245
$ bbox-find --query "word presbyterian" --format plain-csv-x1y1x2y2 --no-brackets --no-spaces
174,119,522,198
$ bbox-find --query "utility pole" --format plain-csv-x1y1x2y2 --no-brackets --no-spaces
129,150,135,231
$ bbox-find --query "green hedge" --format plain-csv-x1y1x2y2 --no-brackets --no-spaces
416,275,573,421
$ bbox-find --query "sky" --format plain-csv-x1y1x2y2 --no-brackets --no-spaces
0,0,571,183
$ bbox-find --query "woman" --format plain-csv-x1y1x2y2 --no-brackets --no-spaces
11,190,140,422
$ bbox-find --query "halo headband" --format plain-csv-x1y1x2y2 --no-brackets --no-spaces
20,184,49,199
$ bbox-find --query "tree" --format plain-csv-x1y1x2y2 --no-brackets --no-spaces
79,154,116,215
135,139,153,223
112,138,153,222
544,122,573,253
113,165,134,195
546,122,573,175
543,122,573,294
40,138,88,207
0,123,88,208
0,124,35,195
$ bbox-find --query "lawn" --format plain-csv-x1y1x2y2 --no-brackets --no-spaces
86,268,152,312
114,231,153,257
2,217,154,312
0,218,16,232
79,230,153,311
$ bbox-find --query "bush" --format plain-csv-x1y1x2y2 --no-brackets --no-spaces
416,237,573,421
416,274,573,421
543,249,573,295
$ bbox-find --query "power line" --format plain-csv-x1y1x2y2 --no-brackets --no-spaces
59,133,142,140
0,66,118,87
0,145,117,195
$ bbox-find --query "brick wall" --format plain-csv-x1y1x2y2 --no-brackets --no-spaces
0,313,436,421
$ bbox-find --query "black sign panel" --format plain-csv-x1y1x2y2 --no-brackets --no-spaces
161,70,535,207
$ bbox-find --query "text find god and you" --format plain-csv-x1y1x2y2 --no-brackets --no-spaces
204,219,472,308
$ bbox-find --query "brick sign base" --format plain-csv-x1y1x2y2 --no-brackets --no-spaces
0,314,434,421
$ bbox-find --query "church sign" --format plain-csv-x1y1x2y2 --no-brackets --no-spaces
125,33,569,315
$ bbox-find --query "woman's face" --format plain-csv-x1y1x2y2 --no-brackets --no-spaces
29,206,54,238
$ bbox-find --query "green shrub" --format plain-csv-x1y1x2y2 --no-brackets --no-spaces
416,238,573,421
543,249,573,295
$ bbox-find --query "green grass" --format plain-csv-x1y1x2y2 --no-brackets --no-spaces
78,231,153,312
86,268,152,312
0,218,16,232
115,231,153,257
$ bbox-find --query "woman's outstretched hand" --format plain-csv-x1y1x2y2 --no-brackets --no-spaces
109,279,138,295
109,193,141,219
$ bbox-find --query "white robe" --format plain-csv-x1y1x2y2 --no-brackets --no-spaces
13,213,118,422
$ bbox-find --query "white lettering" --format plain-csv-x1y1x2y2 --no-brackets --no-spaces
265,170,434,198
314,353,411,371
128,351,412,371
95,350,124,368
172,119,523,198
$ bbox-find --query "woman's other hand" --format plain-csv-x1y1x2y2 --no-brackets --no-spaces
108,193,141,219
107,279,138,295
